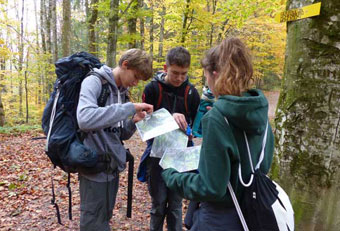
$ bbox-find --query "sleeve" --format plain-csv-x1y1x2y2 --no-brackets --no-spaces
77,75,136,132
162,113,234,201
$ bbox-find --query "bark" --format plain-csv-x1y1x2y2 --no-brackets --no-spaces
139,0,145,50
18,0,24,117
62,0,71,56
87,0,98,54
274,0,340,230
149,0,154,63
46,0,52,57
24,50,29,123
181,0,192,44
106,0,119,67
40,0,47,53
51,0,58,62
158,4,165,62
128,0,138,49
0,44,5,126
0,91,4,126
208,0,217,47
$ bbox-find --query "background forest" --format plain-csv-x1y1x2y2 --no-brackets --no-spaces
0,0,285,126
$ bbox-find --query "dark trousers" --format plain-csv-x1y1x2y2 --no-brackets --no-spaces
79,174,119,231
147,157,183,231
189,202,243,231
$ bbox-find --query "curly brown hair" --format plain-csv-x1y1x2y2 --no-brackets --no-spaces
201,37,253,96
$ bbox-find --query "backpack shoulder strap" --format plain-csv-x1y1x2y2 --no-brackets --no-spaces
184,84,191,115
87,71,110,107
156,82,163,110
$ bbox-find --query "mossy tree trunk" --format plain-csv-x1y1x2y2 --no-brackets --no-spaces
62,0,71,57
87,0,99,55
106,0,119,67
274,0,340,230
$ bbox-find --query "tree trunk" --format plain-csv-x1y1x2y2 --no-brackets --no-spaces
0,91,4,126
181,0,191,44
0,44,5,126
274,0,340,230
46,0,52,58
208,0,217,47
106,0,119,67
149,0,154,64
158,4,165,62
24,50,29,123
128,0,138,49
18,0,25,118
51,0,58,62
62,0,71,57
139,0,145,50
87,0,98,54
40,0,47,53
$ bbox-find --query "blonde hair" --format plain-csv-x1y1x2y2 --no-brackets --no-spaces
119,48,152,81
201,37,253,96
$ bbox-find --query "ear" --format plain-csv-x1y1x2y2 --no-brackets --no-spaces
212,71,218,79
122,60,129,69
163,64,168,73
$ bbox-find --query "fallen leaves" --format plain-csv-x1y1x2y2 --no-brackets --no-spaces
0,131,198,230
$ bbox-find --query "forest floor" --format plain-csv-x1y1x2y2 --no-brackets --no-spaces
0,91,280,231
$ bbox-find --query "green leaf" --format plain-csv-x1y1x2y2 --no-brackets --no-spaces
8,183,16,191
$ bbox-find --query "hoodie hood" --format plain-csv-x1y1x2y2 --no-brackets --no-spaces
214,89,269,135
93,65,129,95
153,71,189,89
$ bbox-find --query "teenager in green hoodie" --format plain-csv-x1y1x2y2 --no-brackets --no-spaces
162,37,274,231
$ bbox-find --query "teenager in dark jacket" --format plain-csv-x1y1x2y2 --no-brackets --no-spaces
162,38,274,231
77,49,153,231
139,47,200,231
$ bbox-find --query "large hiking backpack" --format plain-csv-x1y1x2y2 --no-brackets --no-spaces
42,52,108,173
225,118,294,231
41,52,110,224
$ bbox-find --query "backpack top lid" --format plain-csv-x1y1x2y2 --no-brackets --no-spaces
55,52,102,84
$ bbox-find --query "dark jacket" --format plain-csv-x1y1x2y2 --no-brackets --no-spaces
162,89,274,207
137,72,200,182
142,72,200,125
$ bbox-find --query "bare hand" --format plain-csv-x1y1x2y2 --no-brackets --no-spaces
132,111,147,123
133,103,153,114
173,113,187,131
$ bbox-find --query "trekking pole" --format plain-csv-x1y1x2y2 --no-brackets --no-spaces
126,149,134,218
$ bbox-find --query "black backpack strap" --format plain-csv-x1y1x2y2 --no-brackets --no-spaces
67,173,72,220
98,82,110,107
87,71,111,107
50,169,62,225
126,149,134,218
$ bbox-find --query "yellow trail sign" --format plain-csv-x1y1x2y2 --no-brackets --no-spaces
275,2,321,23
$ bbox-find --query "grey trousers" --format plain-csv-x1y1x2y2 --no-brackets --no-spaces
79,174,119,231
147,157,183,231
190,202,243,231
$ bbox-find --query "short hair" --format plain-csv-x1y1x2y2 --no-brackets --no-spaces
165,46,191,67
118,49,152,81
201,37,253,96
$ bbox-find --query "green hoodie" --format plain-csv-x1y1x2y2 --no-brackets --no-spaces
162,89,274,207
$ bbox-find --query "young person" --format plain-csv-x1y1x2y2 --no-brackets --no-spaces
162,37,275,231
76,48,154,231
138,47,200,231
